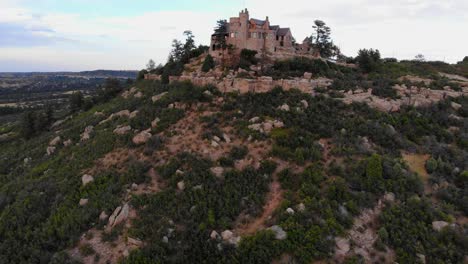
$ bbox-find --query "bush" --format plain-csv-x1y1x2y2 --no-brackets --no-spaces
239,49,258,69
370,78,398,99
356,49,382,73
425,158,438,173
201,54,215,72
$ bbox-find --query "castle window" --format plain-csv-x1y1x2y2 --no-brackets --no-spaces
276,35,279,41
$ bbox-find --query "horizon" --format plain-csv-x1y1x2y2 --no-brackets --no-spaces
1,0,467,72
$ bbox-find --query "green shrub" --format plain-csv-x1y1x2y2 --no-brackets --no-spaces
201,54,215,72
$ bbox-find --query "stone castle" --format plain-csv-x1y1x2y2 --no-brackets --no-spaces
210,9,314,60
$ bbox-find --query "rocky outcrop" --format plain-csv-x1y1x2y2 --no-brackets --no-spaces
79,198,89,206
49,136,61,146
152,92,168,103
80,126,94,141
113,125,132,135
46,146,56,156
248,119,284,134
132,131,152,145
108,203,129,229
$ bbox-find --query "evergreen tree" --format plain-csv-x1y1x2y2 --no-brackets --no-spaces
356,49,382,73
310,20,340,58
366,154,383,191
146,59,156,71
69,91,84,112
201,54,215,72
20,110,35,139
214,20,228,49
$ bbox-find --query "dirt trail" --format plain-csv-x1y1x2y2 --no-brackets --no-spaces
237,179,283,235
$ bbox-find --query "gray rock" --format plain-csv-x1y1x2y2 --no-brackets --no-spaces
99,211,109,221
432,221,449,231
269,225,287,240
49,136,61,146
132,131,152,145
223,133,231,143
79,198,89,206
82,174,94,186
114,125,132,135
177,181,185,191
210,230,220,240
46,146,56,156
286,208,295,215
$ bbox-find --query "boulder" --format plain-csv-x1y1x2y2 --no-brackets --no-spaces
82,174,94,186
177,181,185,191
176,170,184,175
49,136,61,146
304,72,313,79
432,221,449,231
300,100,309,108
99,211,109,221
269,225,287,240
151,118,161,128
210,230,220,240
134,91,143,98
213,136,221,142
263,122,273,133
249,117,260,123
451,102,462,110
129,110,139,119
335,237,350,255
113,125,132,135
128,237,143,247
222,133,231,143
210,167,224,178
211,140,220,148
132,131,152,145
286,208,295,215
79,198,89,206
81,126,94,141
131,183,138,190
279,104,290,112
109,203,129,228
221,230,234,241
152,92,168,102
63,139,73,147
297,203,306,212
46,146,56,155
162,236,169,243
272,120,284,128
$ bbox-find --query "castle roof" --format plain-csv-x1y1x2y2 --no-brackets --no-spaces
277,28,291,36
250,18,266,26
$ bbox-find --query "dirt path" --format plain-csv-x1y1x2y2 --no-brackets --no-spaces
236,179,283,235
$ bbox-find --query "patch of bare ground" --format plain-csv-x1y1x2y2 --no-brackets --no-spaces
68,207,140,264
84,148,132,175
401,152,431,194
334,194,396,264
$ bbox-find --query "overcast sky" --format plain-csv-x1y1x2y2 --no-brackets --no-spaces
0,0,467,72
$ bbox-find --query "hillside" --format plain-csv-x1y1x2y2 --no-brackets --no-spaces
0,55,467,264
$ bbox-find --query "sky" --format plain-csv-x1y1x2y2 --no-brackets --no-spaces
0,0,467,72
